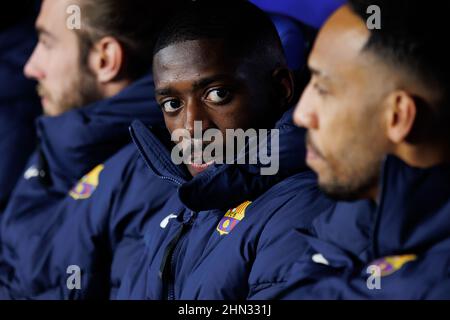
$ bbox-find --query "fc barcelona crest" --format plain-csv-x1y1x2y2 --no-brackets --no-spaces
369,254,417,277
216,201,252,236
69,164,104,200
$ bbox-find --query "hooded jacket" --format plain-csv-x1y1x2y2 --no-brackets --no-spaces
116,112,337,299
0,75,167,299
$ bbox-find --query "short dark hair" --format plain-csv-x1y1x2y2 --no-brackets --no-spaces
75,0,181,80
154,0,287,74
348,0,450,140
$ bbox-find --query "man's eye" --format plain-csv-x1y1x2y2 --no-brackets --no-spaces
205,88,230,104
39,38,51,49
313,83,328,96
161,99,182,113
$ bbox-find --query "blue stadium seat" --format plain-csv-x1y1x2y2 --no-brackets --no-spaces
253,0,346,99
251,0,345,29
269,14,306,72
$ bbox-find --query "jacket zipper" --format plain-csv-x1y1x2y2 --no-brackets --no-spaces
160,211,197,300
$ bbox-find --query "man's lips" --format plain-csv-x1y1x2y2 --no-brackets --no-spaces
40,96,48,105
188,160,215,173
37,85,51,106
306,139,324,164
306,143,315,157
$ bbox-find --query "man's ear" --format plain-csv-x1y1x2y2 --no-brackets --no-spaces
271,67,295,107
385,90,417,144
89,37,124,83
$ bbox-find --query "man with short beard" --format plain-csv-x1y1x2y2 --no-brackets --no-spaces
0,0,177,299
266,0,450,299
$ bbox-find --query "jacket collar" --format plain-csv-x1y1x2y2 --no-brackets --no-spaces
130,106,309,212
373,155,450,257
130,120,190,186
178,107,308,211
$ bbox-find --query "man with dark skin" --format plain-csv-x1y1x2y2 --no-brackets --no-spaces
153,37,293,176
117,0,335,300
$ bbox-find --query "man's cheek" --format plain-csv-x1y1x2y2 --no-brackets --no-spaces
165,114,184,131
214,117,240,132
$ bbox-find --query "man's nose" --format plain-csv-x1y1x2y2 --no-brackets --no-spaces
185,99,213,137
24,47,45,80
293,85,319,130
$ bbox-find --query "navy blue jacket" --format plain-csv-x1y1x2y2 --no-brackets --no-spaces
0,75,167,299
116,113,336,300
266,156,450,299
0,16,41,211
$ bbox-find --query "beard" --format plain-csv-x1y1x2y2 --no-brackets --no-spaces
319,170,380,201
38,65,103,116
318,151,383,202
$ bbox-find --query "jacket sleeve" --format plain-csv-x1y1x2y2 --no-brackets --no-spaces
3,147,140,299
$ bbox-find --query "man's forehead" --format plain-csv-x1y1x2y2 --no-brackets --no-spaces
153,39,239,84
154,40,230,70
36,0,72,33
309,5,370,81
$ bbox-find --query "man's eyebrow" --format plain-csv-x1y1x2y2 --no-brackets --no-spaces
155,88,176,96
309,66,324,77
309,65,332,82
36,25,57,41
155,74,235,96
192,74,234,91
